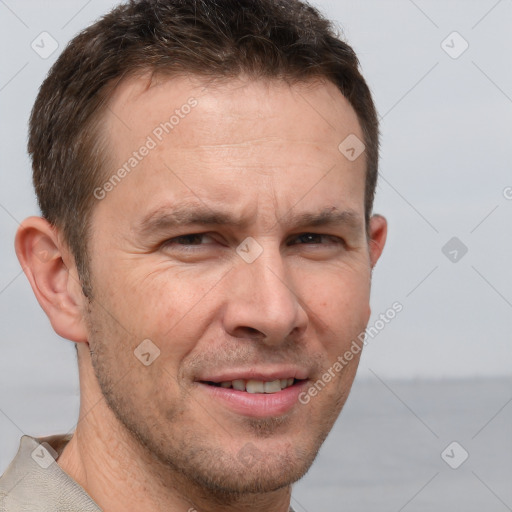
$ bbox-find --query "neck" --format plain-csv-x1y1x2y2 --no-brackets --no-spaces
57,343,292,512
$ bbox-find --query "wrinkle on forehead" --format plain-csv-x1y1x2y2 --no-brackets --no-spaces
192,136,327,150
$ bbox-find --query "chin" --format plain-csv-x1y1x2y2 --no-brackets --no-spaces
185,454,312,497
168,434,321,499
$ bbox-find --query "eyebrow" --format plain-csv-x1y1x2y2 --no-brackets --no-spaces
285,209,363,233
135,203,364,237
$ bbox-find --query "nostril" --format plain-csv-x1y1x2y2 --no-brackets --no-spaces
232,326,266,340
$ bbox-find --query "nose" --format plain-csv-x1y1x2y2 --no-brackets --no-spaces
222,245,308,345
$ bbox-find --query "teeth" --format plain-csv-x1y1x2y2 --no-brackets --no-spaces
213,378,296,393
232,379,245,391
264,380,282,393
246,380,265,393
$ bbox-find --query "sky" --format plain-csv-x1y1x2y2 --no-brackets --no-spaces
0,0,511,396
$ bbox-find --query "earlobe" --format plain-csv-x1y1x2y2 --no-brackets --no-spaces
368,214,387,268
14,216,89,343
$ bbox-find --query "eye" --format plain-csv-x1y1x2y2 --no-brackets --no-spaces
288,233,345,246
161,233,217,249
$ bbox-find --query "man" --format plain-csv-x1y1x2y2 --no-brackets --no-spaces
0,0,387,510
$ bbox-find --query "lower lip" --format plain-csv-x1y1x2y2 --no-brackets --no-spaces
197,381,308,418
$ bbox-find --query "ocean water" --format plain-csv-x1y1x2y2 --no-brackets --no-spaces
292,377,512,512
1,377,511,511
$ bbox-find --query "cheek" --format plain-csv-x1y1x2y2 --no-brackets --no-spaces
104,266,222,360
87,287,191,413
298,265,371,352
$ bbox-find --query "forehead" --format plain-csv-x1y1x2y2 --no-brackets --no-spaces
93,73,366,229
103,72,363,155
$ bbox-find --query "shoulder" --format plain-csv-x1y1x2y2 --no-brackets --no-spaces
0,435,101,511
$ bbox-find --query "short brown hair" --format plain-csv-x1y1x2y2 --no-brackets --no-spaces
29,0,379,299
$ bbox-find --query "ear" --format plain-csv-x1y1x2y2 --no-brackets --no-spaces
368,214,387,268
14,216,89,343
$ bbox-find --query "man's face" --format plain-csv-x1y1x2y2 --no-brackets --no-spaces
84,75,378,494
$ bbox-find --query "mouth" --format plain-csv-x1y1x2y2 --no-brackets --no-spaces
202,378,299,393
196,373,309,417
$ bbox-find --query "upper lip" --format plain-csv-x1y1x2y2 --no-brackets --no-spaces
196,367,309,383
